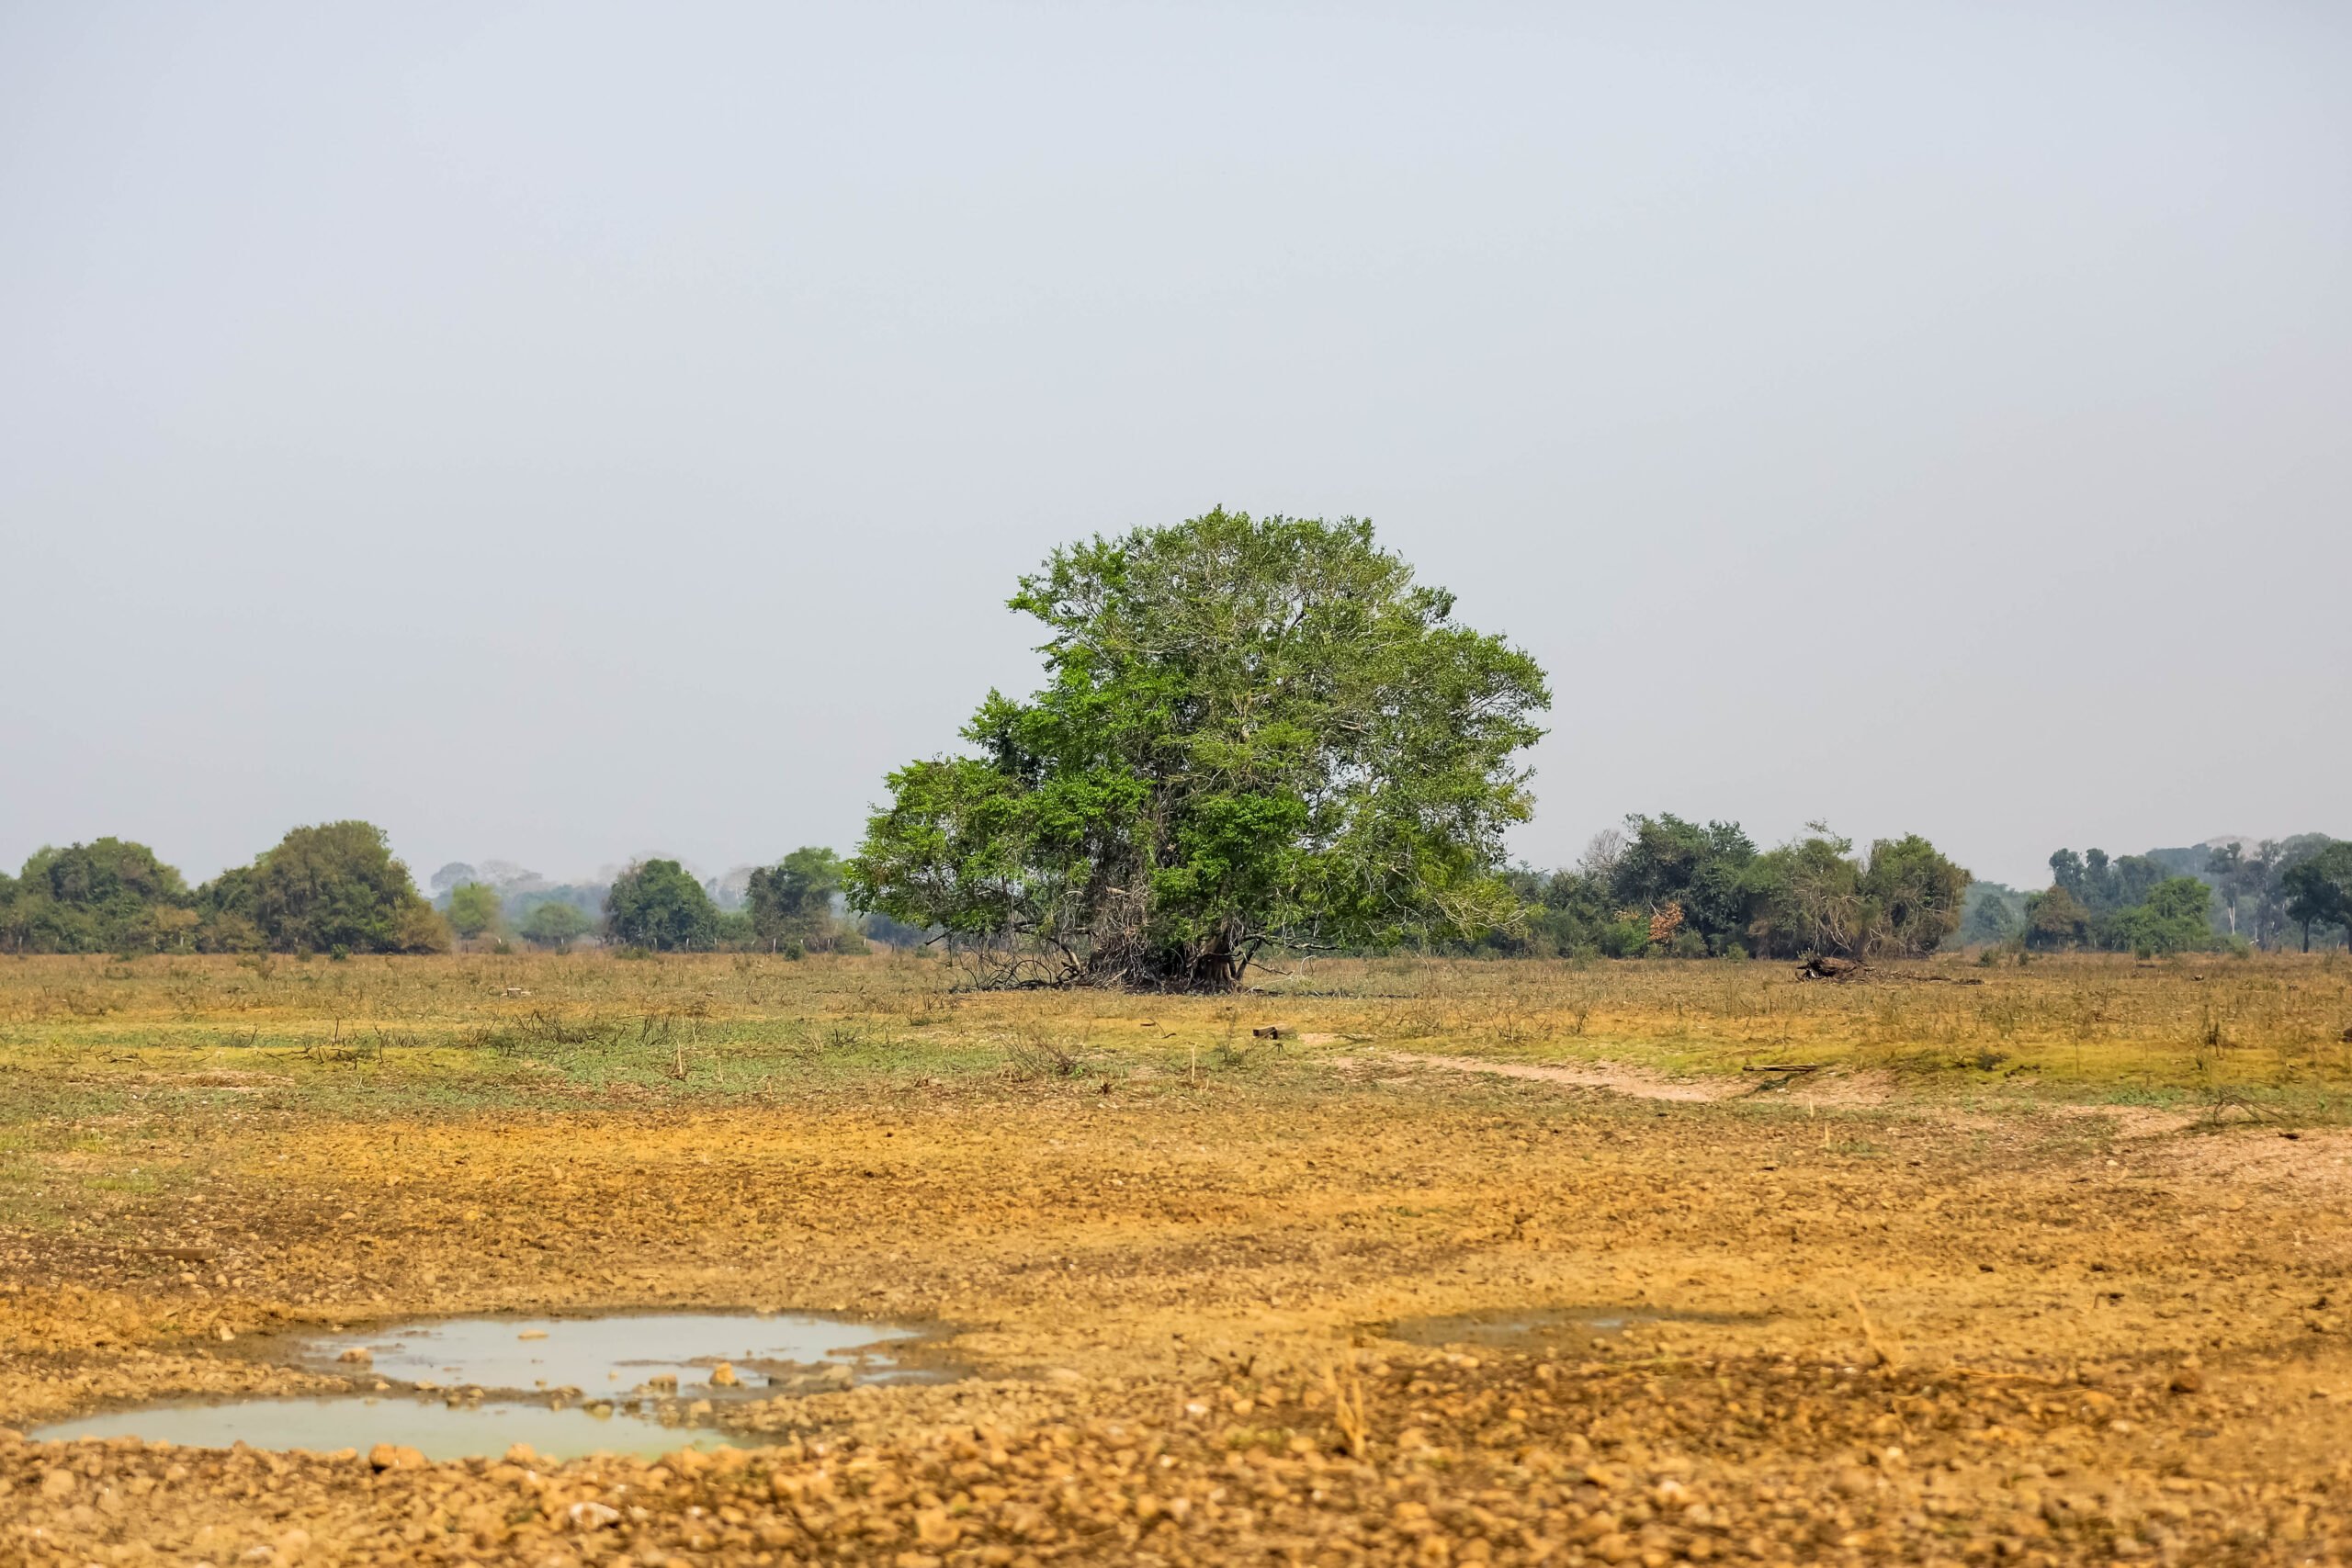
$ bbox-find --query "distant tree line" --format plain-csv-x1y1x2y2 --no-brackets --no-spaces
1471,816,1971,961
7,817,2338,960
424,848,890,954
1965,837,2351,956
451,848,881,954
0,827,917,957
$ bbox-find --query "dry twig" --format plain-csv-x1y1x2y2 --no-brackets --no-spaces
1322,1354,1371,1459
1851,1291,1902,1370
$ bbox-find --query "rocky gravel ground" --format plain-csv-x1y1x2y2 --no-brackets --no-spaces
5,989,2350,1566
11,1348,2349,1566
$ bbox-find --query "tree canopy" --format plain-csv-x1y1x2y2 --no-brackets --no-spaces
849,509,1550,987
2282,842,2352,952
0,839,195,953
2023,886,2093,951
201,821,449,953
445,882,503,941
2103,876,2218,956
1604,816,1759,953
2016,841,2302,954
1477,818,1967,961
605,859,718,950
1694,824,1966,960
1961,882,2026,946
747,847,846,953
519,900,593,950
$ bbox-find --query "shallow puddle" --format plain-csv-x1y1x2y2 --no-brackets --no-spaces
1385,1303,1761,1349
33,1311,931,1461
297,1311,926,1395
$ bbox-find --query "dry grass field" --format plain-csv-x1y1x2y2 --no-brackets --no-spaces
5,949,2351,1566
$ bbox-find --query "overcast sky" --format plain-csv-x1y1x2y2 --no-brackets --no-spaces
3,1,2346,892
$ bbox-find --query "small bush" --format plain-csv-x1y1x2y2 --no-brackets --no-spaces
1005,1028,1082,1080
458,1026,528,1057
1597,919,1649,959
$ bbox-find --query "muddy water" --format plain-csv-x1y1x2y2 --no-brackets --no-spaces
296,1311,927,1394
32,1311,929,1461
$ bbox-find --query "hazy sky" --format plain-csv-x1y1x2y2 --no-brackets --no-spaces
4,1,2346,892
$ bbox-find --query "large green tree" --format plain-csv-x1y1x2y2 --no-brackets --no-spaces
201,821,448,953
2282,841,2352,952
0,838,195,953
445,881,503,941
2105,876,2218,956
2259,835,2343,950
746,847,844,952
1862,833,1973,956
2206,843,2255,939
1747,829,1969,959
1603,815,1759,953
1961,882,2025,946
605,859,718,950
849,509,1549,988
2022,886,2093,951
2048,848,2170,921
519,900,593,950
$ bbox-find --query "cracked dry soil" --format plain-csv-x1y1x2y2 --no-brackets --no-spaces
6,1043,2352,1565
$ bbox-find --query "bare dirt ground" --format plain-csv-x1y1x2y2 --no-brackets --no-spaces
4,953,2350,1565
1350,1053,1739,1102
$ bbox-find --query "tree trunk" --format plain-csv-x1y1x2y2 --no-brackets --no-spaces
1189,944,1238,990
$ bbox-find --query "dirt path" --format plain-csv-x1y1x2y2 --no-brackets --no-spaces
1369,1050,1733,1101
1358,1049,1901,1106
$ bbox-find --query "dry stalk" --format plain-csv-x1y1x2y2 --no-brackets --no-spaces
1322,1354,1372,1459
1851,1291,1902,1370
